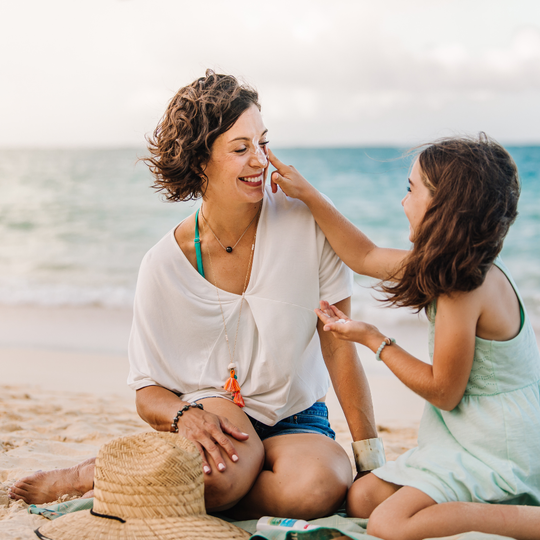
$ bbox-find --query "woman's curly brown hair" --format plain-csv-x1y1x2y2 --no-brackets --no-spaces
144,70,260,202
381,134,520,312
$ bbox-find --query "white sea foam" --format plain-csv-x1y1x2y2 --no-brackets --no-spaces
0,281,135,308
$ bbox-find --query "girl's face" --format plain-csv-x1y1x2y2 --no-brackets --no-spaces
202,104,269,205
402,158,433,242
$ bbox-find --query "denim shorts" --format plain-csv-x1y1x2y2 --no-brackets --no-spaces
248,402,336,441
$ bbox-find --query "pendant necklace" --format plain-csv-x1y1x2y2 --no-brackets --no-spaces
200,206,259,253
202,208,260,407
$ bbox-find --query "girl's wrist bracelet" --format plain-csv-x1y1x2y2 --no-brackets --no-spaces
171,402,204,433
375,337,395,361
351,438,386,473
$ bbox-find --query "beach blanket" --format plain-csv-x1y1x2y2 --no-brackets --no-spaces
28,497,94,520
27,498,517,540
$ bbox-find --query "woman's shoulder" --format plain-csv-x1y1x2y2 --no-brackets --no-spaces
140,220,188,271
172,214,197,266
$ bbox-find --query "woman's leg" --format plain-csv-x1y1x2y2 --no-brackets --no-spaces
10,397,264,509
367,486,540,540
196,398,265,511
231,433,353,520
9,458,96,504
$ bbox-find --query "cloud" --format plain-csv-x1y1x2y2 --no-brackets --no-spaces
1,0,540,146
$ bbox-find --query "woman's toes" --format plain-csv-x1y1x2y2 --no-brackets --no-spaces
9,483,30,502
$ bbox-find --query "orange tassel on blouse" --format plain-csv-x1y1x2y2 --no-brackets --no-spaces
233,392,245,408
224,368,244,408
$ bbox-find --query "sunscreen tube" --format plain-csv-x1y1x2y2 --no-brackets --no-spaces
256,516,317,532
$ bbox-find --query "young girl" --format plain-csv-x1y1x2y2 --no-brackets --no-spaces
268,137,540,540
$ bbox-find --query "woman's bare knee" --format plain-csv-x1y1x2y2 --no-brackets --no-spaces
299,469,349,517
187,398,265,511
204,437,265,510
204,449,264,510
204,470,239,511
267,444,351,519
267,467,348,519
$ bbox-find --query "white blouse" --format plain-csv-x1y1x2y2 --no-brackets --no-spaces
127,187,353,425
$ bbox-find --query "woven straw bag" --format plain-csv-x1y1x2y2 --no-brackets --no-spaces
35,432,250,540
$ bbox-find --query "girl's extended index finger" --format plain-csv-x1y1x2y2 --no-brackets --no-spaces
268,148,291,174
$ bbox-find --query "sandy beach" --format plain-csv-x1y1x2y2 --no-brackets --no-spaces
2,303,533,539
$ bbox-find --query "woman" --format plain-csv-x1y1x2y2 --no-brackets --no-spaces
10,71,381,519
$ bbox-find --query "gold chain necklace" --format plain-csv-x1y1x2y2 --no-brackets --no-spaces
200,206,259,253
202,209,260,407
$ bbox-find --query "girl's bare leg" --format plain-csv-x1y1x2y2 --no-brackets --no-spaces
367,486,540,540
346,472,401,518
232,433,353,520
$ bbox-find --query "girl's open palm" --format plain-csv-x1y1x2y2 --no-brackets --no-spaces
315,301,375,343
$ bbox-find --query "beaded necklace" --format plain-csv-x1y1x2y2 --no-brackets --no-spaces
200,206,259,254
201,208,260,407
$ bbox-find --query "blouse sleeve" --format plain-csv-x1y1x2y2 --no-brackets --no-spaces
127,250,163,391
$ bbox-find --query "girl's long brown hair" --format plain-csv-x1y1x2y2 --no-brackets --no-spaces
381,135,520,312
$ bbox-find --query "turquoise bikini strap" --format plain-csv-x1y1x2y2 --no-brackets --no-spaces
194,209,205,278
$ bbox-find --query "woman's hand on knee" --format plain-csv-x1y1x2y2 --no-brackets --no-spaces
177,409,249,475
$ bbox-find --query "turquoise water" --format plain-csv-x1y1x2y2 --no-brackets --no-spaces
0,147,538,323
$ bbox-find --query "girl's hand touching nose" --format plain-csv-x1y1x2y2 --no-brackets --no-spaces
268,148,317,201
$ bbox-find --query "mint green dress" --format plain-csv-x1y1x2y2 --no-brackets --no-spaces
373,259,540,505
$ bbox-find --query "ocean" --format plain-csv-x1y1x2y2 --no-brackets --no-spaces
0,147,539,327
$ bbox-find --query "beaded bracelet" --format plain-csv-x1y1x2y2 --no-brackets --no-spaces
375,337,395,361
171,402,204,433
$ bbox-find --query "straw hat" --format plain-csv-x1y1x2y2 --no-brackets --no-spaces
35,432,250,540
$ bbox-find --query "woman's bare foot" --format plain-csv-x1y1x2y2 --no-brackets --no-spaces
8,457,96,504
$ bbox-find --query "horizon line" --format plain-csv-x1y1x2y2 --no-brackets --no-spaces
1,142,540,151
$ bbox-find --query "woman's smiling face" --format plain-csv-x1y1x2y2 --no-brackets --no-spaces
402,158,433,242
203,104,269,204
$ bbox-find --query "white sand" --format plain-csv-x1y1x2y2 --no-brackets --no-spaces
0,305,145,538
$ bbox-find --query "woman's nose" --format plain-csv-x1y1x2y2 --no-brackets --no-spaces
252,146,268,167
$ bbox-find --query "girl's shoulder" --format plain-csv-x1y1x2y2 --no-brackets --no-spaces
432,288,483,333
433,261,522,342
475,263,522,341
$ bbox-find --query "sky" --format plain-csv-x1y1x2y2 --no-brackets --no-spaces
1,0,540,147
